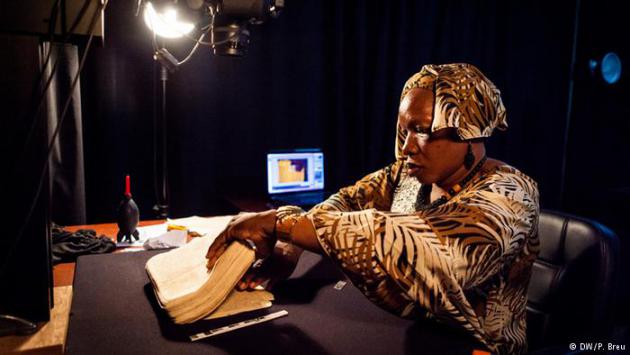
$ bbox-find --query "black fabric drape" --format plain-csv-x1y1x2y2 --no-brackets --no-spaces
76,0,629,328
80,0,575,222
42,42,87,225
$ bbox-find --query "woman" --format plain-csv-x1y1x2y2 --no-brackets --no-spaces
207,63,539,354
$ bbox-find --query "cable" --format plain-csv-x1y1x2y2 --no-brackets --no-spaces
558,0,581,208
48,0,61,41
190,4,243,47
182,26,242,47
0,0,109,278
16,0,62,170
176,31,206,65
67,0,94,37
60,0,67,36
28,0,92,142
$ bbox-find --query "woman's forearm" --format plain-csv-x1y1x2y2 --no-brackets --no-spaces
275,212,322,254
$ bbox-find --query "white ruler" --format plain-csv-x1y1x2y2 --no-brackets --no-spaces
189,310,289,341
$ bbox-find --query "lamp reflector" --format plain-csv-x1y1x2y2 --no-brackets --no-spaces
601,52,621,84
144,2,194,39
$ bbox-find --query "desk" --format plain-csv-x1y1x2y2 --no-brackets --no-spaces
1,221,159,354
64,235,489,354
0,286,72,355
53,220,163,287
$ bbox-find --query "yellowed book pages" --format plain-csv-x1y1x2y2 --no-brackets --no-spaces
147,234,214,304
206,289,274,320
146,216,274,324
167,242,255,323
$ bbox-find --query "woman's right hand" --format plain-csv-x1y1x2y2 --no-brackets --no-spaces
206,210,277,270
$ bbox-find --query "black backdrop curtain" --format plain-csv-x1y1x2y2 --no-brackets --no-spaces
77,0,630,325
80,0,575,222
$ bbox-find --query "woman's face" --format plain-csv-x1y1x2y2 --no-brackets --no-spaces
398,88,468,185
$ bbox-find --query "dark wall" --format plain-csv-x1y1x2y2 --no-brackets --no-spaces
564,0,630,241
80,0,578,221
563,0,630,324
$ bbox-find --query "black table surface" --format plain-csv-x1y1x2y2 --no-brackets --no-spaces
66,249,486,355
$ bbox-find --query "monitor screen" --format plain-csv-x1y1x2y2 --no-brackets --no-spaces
267,150,324,194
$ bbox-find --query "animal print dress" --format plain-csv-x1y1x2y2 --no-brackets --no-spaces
297,159,539,354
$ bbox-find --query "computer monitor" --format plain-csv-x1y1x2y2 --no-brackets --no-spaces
1,35,53,335
267,150,324,194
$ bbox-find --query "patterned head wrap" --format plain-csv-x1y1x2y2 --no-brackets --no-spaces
395,63,507,159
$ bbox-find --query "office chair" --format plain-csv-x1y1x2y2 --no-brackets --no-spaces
527,209,620,351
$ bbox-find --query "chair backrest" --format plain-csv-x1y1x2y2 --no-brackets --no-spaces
527,209,620,349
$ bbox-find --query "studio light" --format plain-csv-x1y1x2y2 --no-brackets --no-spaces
143,2,194,39
137,0,284,218
601,52,622,84
139,0,284,59
588,52,623,85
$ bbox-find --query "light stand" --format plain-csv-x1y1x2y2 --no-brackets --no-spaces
141,0,284,218
152,53,175,219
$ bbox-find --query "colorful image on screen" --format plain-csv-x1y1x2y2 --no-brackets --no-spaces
277,159,308,183
267,151,325,194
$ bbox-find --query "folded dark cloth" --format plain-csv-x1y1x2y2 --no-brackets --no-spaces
51,224,116,264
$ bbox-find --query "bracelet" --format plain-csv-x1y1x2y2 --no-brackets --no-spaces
275,206,303,244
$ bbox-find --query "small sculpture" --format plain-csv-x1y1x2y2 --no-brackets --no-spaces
117,174,140,244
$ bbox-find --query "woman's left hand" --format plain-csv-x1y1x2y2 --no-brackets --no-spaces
205,209,277,270
236,241,303,291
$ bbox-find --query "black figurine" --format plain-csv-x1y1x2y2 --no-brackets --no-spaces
117,174,140,243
